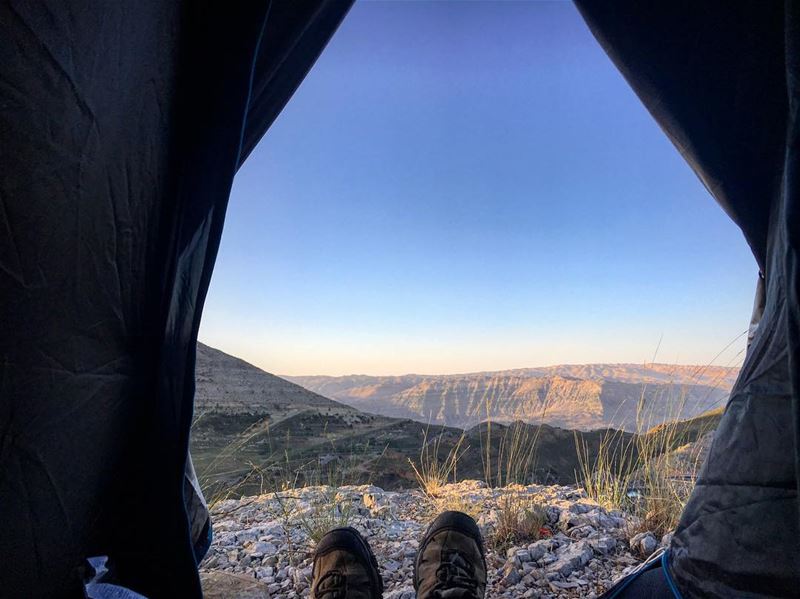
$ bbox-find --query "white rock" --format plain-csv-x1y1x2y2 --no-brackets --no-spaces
501,564,522,585
589,535,617,555
527,539,553,561
384,587,415,599
547,541,593,577
630,532,658,556
514,548,532,563
200,480,648,598
383,559,401,573
235,530,258,544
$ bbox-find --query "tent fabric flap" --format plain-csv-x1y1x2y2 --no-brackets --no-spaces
575,1,800,597
0,1,353,597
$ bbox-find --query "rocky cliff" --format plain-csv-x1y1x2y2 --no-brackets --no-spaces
289,364,738,432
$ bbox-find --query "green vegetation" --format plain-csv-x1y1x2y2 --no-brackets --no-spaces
191,391,721,545
575,382,723,539
491,493,549,552
191,409,649,502
192,408,394,503
408,426,468,498
274,487,356,546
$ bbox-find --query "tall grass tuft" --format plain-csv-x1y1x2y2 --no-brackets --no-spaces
495,420,547,487
574,427,637,511
409,425,468,498
198,413,385,507
480,394,550,488
575,351,740,539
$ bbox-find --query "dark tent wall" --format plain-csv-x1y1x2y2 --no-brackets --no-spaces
576,1,800,597
0,1,353,597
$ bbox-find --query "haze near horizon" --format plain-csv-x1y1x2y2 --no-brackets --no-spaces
199,1,755,377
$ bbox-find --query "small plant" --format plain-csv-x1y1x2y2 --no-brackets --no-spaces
428,492,482,521
409,426,468,498
479,396,550,488
274,487,355,547
627,448,697,539
197,413,275,504
575,354,733,540
491,493,548,551
496,421,545,487
574,427,637,511
296,490,355,545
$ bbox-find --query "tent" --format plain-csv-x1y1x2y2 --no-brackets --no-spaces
576,1,800,596
0,1,797,597
0,1,353,596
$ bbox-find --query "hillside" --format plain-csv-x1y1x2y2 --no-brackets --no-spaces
195,342,344,416
191,345,721,595
288,364,738,432
190,343,684,498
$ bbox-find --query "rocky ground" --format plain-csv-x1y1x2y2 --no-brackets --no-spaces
200,481,668,598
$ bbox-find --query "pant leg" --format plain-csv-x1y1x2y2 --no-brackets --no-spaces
613,566,675,598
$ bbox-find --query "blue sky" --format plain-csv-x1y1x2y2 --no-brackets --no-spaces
199,0,756,376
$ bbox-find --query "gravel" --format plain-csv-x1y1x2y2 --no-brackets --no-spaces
200,480,665,598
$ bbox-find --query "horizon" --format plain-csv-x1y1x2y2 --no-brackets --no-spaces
199,1,755,377
199,340,741,380
284,362,743,379
282,362,742,380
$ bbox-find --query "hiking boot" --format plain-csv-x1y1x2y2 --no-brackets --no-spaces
311,527,383,599
414,511,487,599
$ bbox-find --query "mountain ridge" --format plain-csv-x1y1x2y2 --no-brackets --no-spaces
288,363,738,432
190,343,721,496
285,362,738,385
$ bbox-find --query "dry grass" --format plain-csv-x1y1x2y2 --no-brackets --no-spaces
491,493,548,551
575,410,689,538
195,413,275,506
574,427,637,512
408,426,468,498
266,487,355,571
288,489,355,545
480,397,550,488
198,417,387,513
426,491,482,521
575,352,740,539
409,427,486,520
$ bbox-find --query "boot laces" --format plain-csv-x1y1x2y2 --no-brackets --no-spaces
431,549,480,599
315,570,346,599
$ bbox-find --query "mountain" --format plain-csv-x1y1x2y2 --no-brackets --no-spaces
192,343,399,495
191,343,695,498
195,342,346,416
288,364,739,432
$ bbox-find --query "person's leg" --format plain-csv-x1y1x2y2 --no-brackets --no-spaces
414,511,487,599
615,567,674,598
310,527,383,599
599,553,676,599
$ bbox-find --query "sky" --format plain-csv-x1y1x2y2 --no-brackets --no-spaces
198,0,756,377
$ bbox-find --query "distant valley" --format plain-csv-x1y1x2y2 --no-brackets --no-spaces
288,364,738,432
191,343,726,498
